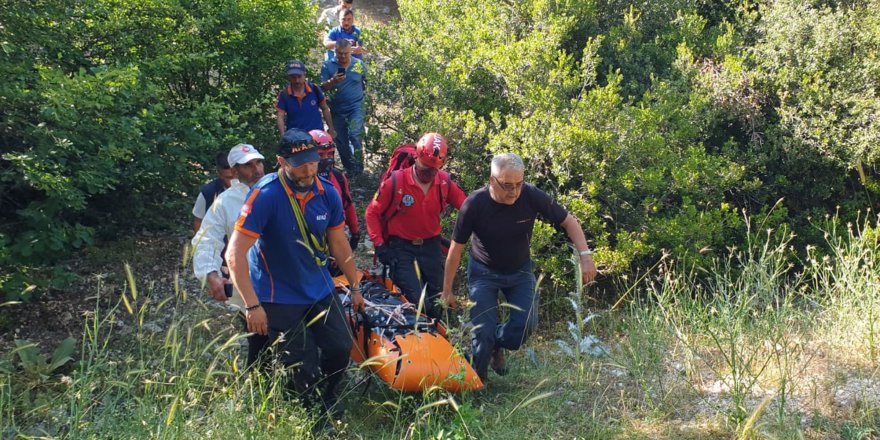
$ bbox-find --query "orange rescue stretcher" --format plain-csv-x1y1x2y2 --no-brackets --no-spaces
333,271,484,393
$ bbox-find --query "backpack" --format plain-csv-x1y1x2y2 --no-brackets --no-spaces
380,144,418,182
378,144,451,229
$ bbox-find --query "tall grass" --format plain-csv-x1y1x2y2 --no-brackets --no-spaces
607,214,880,437
0,261,336,438
2,260,598,439
811,214,880,365
4,213,880,438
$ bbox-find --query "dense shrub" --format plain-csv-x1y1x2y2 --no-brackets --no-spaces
0,0,317,299
3,0,878,302
370,0,879,297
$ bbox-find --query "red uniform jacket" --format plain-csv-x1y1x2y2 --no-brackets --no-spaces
365,166,466,246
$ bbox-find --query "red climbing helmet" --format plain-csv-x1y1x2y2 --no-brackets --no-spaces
415,132,447,168
309,129,335,152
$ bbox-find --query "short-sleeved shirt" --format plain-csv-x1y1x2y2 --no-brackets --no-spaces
192,178,227,219
364,167,467,246
234,173,344,304
276,82,326,133
452,184,568,272
325,25,363,60
320,57,366,112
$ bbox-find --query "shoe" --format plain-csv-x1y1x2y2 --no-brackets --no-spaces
471,377,489,399
311,418,338,438
322,395,346,421
490,348,508,376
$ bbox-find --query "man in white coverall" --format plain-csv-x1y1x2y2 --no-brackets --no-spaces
191,143,266,365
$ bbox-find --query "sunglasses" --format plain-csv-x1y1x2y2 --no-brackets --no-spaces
491,176,524,192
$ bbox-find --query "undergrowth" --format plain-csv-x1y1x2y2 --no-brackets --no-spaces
2,214,880,438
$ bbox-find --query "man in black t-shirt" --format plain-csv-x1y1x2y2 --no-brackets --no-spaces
441,153,598,384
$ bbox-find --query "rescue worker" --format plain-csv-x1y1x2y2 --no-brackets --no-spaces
310,129,361,252
191,143,267,366
276,60,336,137
318,0,353,29
320,39,366,176
192,152,234,232
365,133,467,320
226,128,363,429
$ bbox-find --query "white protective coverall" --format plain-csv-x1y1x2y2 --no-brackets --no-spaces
191,179,250,309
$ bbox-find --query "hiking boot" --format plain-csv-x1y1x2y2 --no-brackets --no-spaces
311,417,338,438
490,348,508,376
470,378,489,399
322,394,346,421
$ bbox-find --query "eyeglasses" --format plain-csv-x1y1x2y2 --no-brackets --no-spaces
491,176,524,192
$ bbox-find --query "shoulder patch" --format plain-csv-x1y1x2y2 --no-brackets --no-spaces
239,188,262,218
352,60,365,75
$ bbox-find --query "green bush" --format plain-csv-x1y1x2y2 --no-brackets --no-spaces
0,0,317,299
371,0,752,295
369,0,879,300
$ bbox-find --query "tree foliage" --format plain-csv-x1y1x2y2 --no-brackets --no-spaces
2,0,879,300
0,0,316,298
752,0,880,168
370,0,880,295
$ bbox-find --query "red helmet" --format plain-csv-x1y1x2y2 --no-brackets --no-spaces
309,129,335,152
415,132,447,168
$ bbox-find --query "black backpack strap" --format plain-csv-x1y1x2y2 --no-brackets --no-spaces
380,171,399,221
333,169,354,208
438,172,451,213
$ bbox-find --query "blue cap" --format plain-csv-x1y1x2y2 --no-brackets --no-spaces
286,60,306,76
278,129,319,167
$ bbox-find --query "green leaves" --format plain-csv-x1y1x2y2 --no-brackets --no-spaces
0,0,316,299
370,0,760,292
12,337,76,380
752,0,880,168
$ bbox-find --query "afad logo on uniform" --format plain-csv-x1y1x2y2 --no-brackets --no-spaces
316,213,327,221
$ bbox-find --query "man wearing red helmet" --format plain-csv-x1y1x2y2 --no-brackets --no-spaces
310,129,360,252
365,133,467,319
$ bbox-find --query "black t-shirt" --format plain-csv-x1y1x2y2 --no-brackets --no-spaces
452,184,568,272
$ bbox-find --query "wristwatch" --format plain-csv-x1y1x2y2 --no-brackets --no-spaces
578,249,593,257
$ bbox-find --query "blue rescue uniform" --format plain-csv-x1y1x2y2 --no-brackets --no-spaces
234,173,344,304
275,82,327,133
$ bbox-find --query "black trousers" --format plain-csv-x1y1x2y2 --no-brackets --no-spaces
388,236,444,320
244,328,270,368
261,294,353,409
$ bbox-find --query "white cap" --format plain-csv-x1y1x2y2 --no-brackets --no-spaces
227,143,264,166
